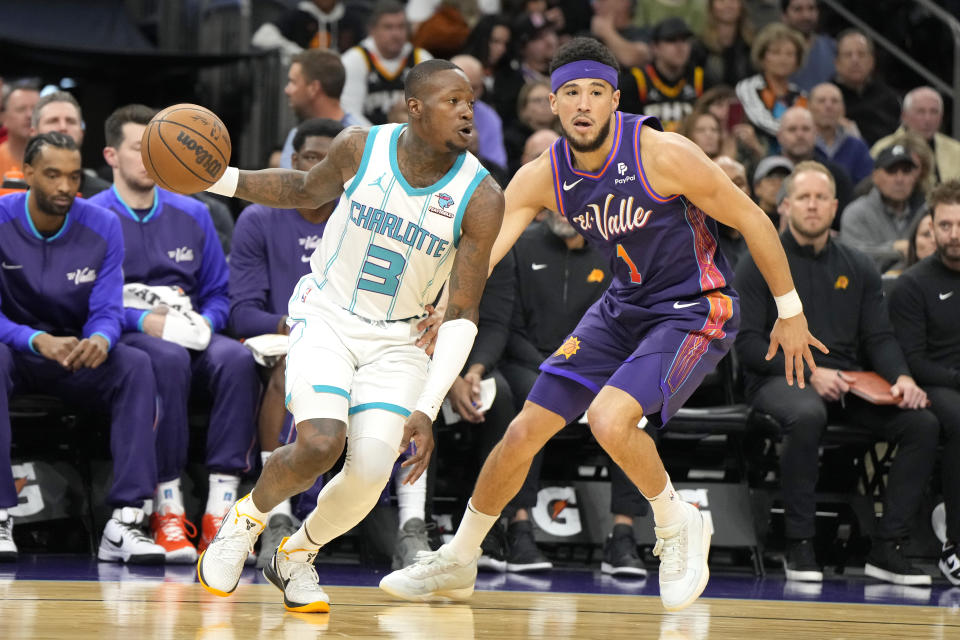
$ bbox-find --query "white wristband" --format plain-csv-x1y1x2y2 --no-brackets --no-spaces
206,166,239,197
414,318,478,421
774,289,803,319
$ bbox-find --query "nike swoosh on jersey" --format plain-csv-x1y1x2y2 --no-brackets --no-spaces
673,301,699,309
532,263,548,271
940,291,954,300
562,179,583,191
1,262,23,270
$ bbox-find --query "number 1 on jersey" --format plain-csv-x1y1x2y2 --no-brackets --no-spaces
616,243,642,284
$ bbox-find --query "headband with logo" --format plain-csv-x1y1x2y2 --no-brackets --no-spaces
550,60,619,94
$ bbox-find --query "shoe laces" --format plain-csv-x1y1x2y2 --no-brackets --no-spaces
0,517,12,542
118,520,155,545
209,513,259,562
286,558,323,593
157,513,197,542
653,528,687,577
404,549,449,579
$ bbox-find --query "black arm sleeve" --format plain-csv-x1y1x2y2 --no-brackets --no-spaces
889,272,960,387
856,256,909,382
733,252,784,376
466,251,516,374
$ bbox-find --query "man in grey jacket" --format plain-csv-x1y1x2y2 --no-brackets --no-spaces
840,144,924,273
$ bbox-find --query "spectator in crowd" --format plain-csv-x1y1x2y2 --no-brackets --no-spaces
694,85,766,169
229,118,343,567
831,30,900,146
451,54,508,175
735,22,807,150
736,160,938,586
0,76,7,146
752,154,793,227
589,0,651,69
633,0,708,35
280,49,369,169
0,83,39,179
620,18,705,131
744,0,782,28
781,0,834,92
809,82,872,184
715,154,751,265
267,146,284,169
504,81,557,178
872,87,960,185
841,144,925,273
520,128,559,167
341,0,433,126
0,132,164,564
905,209,936,268
681,111,724,159
460,15,512,97
777,106,853,213
889,179,960,585
30,91,110,198
694,0,755,87
251,0,366,56
410,0,473,59
90,105,261,563
491,16,558,127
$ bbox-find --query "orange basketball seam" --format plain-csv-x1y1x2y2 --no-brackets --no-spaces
155,124,219,187
154,116,230,164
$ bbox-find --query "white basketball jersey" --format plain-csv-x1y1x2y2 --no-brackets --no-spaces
309,124,488,321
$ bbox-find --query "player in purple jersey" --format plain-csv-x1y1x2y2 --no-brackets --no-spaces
382,37,827,611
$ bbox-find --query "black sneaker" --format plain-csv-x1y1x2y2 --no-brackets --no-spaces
782,538,823,582
939,542,960,586
601,524,646,577
506,520,552,572
865,538,932,586
478,519,507,572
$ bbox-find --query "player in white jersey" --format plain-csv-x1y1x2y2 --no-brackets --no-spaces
196,59,504,612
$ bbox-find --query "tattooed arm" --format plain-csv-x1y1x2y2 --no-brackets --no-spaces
230,126,368,209
398,176,505,483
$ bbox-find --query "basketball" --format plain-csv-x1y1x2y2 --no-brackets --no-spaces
140,103,231,194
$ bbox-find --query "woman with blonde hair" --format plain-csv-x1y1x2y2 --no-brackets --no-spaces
696,0,755,86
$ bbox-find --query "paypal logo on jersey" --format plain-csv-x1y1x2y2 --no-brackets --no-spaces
615,162,636,185
349,201,450,257
571,194,653,241
66,267,97,285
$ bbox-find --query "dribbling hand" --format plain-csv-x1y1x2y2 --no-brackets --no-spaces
398,411,435,485
766,313,828,389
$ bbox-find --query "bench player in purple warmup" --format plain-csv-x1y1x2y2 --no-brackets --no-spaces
381,37,826,611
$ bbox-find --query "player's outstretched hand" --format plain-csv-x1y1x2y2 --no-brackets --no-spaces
415,304,442,356
766,313,828,389
399,411,435,485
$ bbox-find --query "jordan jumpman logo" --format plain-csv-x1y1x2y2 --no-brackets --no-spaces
368,172,387,194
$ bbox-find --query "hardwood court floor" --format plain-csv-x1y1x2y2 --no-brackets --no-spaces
2,578,958,639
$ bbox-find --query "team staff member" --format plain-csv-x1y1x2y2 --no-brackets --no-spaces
90,105,260,563
889,179,960,585
736,161,938,586
0,132,164,564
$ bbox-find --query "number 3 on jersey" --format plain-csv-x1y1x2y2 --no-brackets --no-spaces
358,244,407,296
616,243,642,284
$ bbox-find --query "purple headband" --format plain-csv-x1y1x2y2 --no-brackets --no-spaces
550,60,619,93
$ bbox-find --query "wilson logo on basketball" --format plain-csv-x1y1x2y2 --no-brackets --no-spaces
175,131,223,178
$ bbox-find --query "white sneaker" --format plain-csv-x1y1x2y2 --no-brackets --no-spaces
379,544,478,602
653,502,712,612
261,536,330,612
0,511,17,561
197,497,265,597
97,507,166,564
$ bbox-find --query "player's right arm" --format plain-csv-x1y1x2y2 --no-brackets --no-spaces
488,152,556,275
206,127,367,209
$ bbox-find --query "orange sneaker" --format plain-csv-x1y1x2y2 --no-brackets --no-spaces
150,511,198,563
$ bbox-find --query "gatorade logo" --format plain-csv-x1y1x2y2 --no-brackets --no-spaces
532,487,581,537
176,131,223,178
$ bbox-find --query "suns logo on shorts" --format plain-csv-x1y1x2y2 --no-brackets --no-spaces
553,336,581,360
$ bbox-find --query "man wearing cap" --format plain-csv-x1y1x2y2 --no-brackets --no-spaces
754,156,794,228
841,144,924,273
618,17,705,132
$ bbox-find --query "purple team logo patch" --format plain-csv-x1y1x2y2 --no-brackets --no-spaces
429,192,456,218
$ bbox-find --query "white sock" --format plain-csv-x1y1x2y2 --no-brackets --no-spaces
395,464,426,529
646,477,686,527
447,499,499,564
156,478,185,515
261,450,272,467
236,492,270,522
206,473,241,517
0,509,8,520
